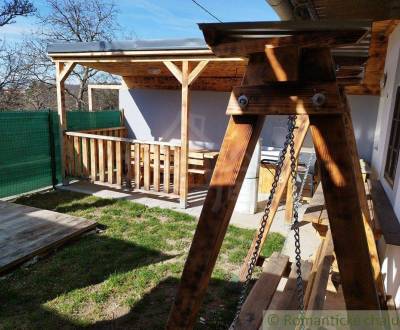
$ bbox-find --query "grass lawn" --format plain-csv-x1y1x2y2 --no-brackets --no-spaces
0,190,285,329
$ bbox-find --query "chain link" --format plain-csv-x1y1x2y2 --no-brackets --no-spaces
289,116,305,319
230,115,300,329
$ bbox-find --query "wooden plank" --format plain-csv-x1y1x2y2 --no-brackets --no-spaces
125,143,132,188
164,146,171,193
0,201,96,275
107,140,115,184
67,135,75,176
306,231,334,310
116,141,122,187
284,158,297,224
235,253,289,330
134,143,141,189
167,115,265,329
226,83,342,116
174,147,181,195
90,138,97,182
74,136,82,177
180,60,190,208
81,137,89,177
206,30,367,57
309,114,380,309
239,116,309,281
268,260,313,310
153,144,160,191
370,179,400,245
143,144,151,190
98,139,106,182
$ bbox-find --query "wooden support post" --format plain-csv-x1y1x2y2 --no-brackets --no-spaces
341,100,386,307
56,61,75,183
163,60,208,208
167,115,265,328
309,114,380,309
239,116,309,281
179,61,190,208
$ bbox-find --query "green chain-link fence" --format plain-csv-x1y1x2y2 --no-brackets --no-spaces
0,110,121,198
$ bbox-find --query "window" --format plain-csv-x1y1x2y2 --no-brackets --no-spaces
384,87,400,186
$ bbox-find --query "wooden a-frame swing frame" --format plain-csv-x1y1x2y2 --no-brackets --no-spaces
166,27,387,329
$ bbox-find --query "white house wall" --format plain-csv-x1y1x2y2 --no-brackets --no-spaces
371,24,400,215
120,88,378,162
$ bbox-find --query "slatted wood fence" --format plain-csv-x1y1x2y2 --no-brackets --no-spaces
64,130,182,195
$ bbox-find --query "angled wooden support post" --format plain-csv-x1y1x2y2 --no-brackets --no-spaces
239,116,310,281
239,115,309,281
302,47,380,309
56,61,76,184
168,41,383,328
167,114,265,328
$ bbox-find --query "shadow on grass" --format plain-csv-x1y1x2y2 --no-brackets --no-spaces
89,276,240,329
15,190,119,214
0,234,176,329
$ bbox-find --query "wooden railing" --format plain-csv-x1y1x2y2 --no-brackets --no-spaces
78,126,128,138
64,131,181,195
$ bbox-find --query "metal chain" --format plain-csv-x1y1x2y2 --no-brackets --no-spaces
230,115,298,329
288,116,305,317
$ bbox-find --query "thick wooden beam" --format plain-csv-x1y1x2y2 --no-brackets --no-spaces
56,61,75,182
239,115,309,281
309,114,380,309
179,61,189,208
167,114,265,328
341,97,387,307
163,61,183,84
226,83,342,116
209,30,367,57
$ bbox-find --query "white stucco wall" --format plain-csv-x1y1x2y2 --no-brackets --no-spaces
371,24,400,216
369,24,400,308
120,88,378,161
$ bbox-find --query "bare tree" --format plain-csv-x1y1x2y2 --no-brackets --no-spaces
0,0,35,109
32,0,120,110
0,0,35,27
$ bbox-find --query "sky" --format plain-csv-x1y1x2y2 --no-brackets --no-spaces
1,0,279,42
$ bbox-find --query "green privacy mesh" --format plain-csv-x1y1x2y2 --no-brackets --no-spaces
0,111,60,198
0,110,121,198
67,110,121,131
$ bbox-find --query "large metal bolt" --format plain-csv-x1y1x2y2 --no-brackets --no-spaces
312,93,326,107
238,95,249,108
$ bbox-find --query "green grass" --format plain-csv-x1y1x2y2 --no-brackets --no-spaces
0,191,285,329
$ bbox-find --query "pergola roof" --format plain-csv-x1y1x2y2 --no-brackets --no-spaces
48,38,246,92
48,19,400,95
47,38,208,54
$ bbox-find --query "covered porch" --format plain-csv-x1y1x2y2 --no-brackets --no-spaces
48,40,246,208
